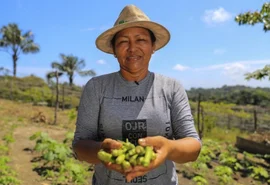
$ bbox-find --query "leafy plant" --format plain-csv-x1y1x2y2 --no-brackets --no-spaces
192,175,208,185
30,131,90,184
0,156,21,185
248,166,269,182
30,132,71,165
219,152,243,171
3,133,15,145
214,166,233,184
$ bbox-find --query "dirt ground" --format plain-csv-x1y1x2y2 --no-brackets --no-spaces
8,125,267,185
9,125,67,185
1,99,268,185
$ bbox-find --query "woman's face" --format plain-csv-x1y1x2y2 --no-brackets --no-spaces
113,27,156,75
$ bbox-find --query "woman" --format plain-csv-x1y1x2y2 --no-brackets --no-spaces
73,4,201,185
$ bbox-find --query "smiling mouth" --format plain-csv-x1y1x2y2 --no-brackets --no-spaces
127,56,141,61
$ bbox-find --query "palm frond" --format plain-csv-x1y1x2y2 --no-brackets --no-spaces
78,70,96,77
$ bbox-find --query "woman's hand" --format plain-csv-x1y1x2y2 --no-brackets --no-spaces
125,136,171,182
100,138,132,174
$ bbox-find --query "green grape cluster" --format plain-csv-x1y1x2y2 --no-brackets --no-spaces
97,139,157,170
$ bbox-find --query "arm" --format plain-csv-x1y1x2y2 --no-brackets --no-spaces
73,79,131,174
169,80,202,162
167,137,201,163
73,139,102,164
72,79,101,164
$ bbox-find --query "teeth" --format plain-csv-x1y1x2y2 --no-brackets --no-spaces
128,56,140,60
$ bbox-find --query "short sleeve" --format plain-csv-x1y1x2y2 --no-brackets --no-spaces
170,81,201,142
72,79,100,148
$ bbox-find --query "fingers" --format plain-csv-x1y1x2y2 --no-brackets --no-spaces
105,162,128,175
101,138,122,150
138,136,164,147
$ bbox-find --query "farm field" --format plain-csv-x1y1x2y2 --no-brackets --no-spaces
0,98,269,185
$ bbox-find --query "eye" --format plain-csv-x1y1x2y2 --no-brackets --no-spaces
138,38,146,42
116,40,128,45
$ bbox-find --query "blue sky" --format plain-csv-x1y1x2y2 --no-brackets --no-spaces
0,0,269,90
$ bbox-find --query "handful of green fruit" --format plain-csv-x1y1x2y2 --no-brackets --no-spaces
97,139,157,170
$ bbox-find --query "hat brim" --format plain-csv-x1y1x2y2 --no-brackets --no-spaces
95,21,170,54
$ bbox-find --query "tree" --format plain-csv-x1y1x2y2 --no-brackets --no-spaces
0,23,40,77
235,3,270,81
245,65,270,81
47,71,63,125
51,54,96,86
235,2,270,32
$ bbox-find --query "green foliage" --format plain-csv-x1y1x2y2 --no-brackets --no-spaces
192,175,208,185
30,131,90,184
214,166,233,184
63,132,74,145
0,145,9,155
218,152,243,171
192,139,219,172
30,132,71,165
0,23,40,77
0,153,20,184
235,2,270,31
3,133,15,145
0,75,82,108
51,53,96,86
188,85,270,108
68,108,77,123
245,65,270,81
248,166,269,181
0,176,21,185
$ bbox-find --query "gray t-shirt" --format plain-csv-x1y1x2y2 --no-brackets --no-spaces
73,71,200,185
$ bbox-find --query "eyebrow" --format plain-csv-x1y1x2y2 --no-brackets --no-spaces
116,34,148,39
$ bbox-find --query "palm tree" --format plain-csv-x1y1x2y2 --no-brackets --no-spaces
47,71,63,125
0,23,40,77
51,54,96,86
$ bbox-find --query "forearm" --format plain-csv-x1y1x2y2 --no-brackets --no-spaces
167,137,201,163
73,139,102,164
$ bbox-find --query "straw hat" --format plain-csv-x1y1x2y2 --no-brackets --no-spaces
95,4,170,54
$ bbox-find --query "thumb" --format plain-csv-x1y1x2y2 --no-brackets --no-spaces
138,137,157,147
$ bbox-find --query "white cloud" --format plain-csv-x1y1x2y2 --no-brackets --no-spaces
173,64,189,71
195,59,270,71
203,7,232,24
97,59,106,65
222,63,246,77
214,49,226,55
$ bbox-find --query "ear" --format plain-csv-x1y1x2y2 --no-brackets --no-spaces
152,43,156,53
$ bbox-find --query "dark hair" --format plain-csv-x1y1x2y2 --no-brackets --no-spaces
111,28,156,52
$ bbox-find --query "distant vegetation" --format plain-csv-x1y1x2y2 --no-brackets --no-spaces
187,85,270,108
1,74,269,134
1,75,270,109
0,75,82,109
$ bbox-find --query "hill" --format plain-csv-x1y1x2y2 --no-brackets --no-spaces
187,85,270,108
1,75,270,108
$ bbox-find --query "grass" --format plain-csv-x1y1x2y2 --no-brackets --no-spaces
204,127,249,143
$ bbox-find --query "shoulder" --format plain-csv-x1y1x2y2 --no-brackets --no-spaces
153,73,185,90
85,72,118,87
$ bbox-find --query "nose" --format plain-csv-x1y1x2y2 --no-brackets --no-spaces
127,40,136,53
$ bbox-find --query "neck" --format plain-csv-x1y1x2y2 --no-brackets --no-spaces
120,69,149,82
